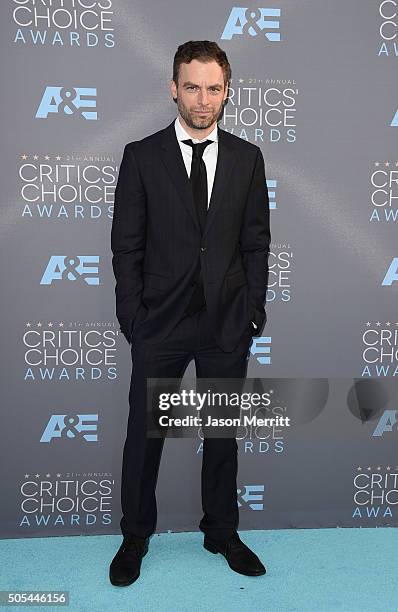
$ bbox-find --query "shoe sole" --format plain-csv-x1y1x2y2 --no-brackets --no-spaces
109,547,148,587
203,540,266,576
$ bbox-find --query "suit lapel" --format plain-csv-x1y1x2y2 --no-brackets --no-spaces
159,119,238,238
203,127,237,239
160,121,199,231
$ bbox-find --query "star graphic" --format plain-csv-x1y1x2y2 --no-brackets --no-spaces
56,155,61,161
33,154,38,160
37,322,42,327
44,155,50,161
48,322,53,327
26,322,31,327
21,154,28,160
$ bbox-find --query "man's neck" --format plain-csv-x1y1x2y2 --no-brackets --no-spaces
178,114,216,140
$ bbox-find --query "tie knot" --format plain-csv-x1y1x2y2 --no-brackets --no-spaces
182,139,212,160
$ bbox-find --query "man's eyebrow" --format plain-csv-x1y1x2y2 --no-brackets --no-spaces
182,81,223,88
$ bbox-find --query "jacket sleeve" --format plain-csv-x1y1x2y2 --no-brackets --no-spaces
111,144,146,342
239,147,271,333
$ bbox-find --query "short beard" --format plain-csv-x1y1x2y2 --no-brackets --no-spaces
176,96,224,131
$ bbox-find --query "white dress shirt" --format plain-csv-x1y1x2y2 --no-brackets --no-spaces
174,115,258,331
174,115,218,208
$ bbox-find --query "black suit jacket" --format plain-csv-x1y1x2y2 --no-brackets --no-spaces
111,118,270,353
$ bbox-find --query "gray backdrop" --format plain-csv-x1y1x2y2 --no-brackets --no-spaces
1,1,397,538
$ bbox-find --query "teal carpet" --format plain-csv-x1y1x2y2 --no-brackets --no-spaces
0,528,397,611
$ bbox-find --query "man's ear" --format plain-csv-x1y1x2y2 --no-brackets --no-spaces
170,79,177,100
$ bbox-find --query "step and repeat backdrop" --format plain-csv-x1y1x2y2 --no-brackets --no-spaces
0,1,397,538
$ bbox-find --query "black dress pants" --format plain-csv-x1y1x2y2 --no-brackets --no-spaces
119,306,252,542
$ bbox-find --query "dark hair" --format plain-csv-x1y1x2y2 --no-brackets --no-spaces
173,40,231,88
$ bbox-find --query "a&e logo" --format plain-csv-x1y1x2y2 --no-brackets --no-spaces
372,410,397,437
381,258,398,285
237,485,265,510
221,7,281,40
40,256,100,285
40,414,99,442
267,178,277,210
250,336,272,364
36,86,97,120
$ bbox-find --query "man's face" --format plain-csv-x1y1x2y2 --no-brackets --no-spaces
171,59,228,131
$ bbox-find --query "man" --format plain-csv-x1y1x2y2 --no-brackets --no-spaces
110,40,270,587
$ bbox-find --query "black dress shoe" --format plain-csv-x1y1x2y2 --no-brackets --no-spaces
203,532,266,576
109,534,149,586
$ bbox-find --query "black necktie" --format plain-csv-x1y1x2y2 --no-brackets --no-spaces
182,138,213,314
182,139,212,232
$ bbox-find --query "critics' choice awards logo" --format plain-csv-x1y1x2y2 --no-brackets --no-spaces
221,77,297,144
237,485,265,510
370,161,398,223
237,386,287,455
19,472,114,529
196,386,286,455
40,255,100,285
12,0,115,48
378,0,398,57
352,467,397,520
221,7,281,40
382,258,398,285
40,414,99,443
266,242,293,303
23,321,120,381
361,321,398,377
36,87,97,120
19,153,117,221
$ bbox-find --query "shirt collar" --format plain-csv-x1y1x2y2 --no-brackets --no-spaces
175,115,218,144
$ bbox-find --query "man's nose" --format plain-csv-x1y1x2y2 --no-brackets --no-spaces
198,88,209,105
